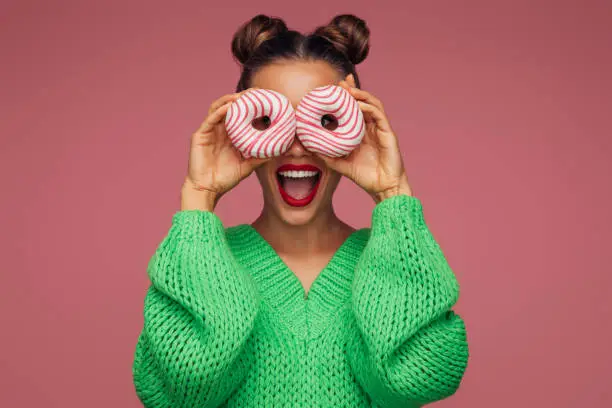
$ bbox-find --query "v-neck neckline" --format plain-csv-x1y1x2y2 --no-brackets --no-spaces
245,225,363,300
226,224,370,340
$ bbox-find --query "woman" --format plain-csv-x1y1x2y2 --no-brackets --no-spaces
132,14,469,408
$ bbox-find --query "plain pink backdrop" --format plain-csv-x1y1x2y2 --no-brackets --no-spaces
1,0,611,406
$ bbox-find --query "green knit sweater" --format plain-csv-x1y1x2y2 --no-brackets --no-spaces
132,194,469,407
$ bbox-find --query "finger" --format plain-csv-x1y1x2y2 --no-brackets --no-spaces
239,87,257,96
234,87,258,102
197,101,232,134
240,156,272,177
207,87,258,116
358,101,393,134
317,154,352,178
357,102,399,151
247,157,270,169
208,93,240,116
348,87,385,113
337,80,351,91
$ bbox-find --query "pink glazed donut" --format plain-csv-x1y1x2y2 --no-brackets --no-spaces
295,85,365,157
225,88,296,159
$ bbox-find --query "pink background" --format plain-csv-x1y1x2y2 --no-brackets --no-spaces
1,0,611,406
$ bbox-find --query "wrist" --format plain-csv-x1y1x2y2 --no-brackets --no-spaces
181,180,218,211
372,177,413,204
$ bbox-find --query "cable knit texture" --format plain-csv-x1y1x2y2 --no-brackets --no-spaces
132,194,469,407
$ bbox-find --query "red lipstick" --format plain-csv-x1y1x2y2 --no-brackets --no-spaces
276,164,322,207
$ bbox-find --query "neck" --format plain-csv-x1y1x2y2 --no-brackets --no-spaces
251,203,354,257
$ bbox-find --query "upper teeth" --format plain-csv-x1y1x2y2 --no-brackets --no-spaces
278,170,319,178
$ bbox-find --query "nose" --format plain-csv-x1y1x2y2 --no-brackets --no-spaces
284,135,311,157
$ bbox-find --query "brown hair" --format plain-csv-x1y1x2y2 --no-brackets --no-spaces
230,14,370,92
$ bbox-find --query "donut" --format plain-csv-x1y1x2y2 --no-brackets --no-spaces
225,88,297,159
295,85,365,157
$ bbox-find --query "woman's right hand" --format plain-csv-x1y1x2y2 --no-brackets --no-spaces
181,89,269,211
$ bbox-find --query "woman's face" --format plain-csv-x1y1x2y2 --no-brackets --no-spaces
250,60,348,226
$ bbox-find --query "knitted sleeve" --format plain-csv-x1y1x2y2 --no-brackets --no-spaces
346,194,469,408
132,210,259,408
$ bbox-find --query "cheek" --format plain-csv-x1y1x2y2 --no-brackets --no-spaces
324,171,343,193
254,164,276,191
254,167,267,185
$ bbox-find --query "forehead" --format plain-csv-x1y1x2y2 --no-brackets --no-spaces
250,60,342,107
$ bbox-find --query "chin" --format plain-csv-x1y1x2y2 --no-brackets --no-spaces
276,207,320,226
258,161,335,226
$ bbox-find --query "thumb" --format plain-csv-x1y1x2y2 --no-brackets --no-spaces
241,156,270,176
318,154,352,178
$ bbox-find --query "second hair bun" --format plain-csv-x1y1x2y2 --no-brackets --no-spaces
313,14,370,65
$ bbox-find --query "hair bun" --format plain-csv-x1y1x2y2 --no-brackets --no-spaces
231,14,288,65
313,14,370,65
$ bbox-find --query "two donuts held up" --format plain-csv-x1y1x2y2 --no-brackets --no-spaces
224,85,365,158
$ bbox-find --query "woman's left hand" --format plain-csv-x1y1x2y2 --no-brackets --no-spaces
317,80,413,203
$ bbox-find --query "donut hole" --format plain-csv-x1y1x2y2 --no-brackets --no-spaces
320,114,339,131
251,116,272,130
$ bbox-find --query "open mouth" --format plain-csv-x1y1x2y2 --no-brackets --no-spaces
276,163,322,207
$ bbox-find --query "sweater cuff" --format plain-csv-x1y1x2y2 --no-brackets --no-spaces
170,209,225,243
371,194,425,235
